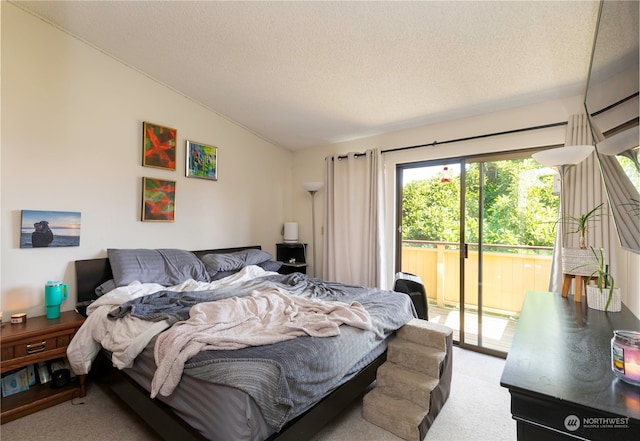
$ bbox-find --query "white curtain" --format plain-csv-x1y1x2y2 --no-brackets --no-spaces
550,114,615,293
322,149,385,287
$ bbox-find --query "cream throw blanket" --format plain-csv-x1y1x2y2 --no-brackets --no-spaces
151,287,372,398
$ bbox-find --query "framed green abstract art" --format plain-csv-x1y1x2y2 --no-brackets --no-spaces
142,177,176,222
186,140,218,180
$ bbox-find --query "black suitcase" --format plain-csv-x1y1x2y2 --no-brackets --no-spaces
393,272,428,320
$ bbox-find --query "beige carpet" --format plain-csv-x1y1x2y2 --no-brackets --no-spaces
315,346,515,441
1,347,515,441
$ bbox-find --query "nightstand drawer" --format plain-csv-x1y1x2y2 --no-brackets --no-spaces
10,334,69,358
0,338,54,360
0,313,84,373
1,330,76,368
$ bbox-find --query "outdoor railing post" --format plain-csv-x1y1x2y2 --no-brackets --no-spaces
436,244,445,308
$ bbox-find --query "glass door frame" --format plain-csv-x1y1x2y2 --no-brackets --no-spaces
394,158,465,275
395,158,471,350
395,147,555,358
460,155,499,357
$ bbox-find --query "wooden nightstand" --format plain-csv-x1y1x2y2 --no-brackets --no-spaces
0,310,86,423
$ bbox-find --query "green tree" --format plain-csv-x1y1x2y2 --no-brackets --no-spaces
402,159,558,252
402,174,460,243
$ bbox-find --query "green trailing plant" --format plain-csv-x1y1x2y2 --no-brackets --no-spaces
556,203,604,249
574,246,616,311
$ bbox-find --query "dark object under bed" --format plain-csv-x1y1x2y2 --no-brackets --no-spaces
75,246,390,441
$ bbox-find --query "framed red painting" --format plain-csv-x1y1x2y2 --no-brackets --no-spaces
142,121,177,170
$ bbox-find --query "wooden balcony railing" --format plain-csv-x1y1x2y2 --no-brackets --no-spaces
401,241,553,316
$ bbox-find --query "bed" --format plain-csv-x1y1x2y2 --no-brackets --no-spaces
71,246,415,441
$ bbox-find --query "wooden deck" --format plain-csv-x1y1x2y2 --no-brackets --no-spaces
427,304,518,354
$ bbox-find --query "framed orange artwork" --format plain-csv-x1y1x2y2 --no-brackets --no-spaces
142,121,177,170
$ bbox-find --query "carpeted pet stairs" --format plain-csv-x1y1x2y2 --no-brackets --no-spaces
363,318,453,441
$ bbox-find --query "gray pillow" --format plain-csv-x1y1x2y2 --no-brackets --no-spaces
95,279,117,297
258,260,283,272
200,249,272,275
108,248,210,287
208,260,282,280
210,270,238,281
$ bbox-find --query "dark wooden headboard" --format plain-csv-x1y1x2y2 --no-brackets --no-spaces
74,246,261,304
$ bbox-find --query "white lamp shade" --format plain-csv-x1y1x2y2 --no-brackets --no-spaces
283,222,298,242
531,145,594,167
596,126,639,156
303,181,323,192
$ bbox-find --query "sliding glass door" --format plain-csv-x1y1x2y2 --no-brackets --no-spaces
397,151,558,355
396,159,463,342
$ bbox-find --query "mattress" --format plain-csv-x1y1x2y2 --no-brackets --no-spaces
124,338,272,441
120,334,391,441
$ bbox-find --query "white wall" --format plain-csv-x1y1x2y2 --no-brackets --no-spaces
293,96,640,318
1,4,292,318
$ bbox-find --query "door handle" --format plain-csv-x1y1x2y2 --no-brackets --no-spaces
464,243,469,258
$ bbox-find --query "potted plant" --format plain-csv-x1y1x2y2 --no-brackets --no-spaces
580,247,621,312
558,203,603,276
558,203,603,249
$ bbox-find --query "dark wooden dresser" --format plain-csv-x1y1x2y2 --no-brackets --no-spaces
500,291,640,440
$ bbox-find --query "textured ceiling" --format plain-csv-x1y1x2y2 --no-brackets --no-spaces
14,1,601,150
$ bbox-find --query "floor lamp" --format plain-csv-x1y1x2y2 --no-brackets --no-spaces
532,145,594,240
303,181,323,277
532,145,594,297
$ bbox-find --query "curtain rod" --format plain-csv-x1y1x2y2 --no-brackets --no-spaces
333,152,368,160
334,91,638,159
590,91,639,117
332,120,568,160
379,92,638,155
380,121,568,155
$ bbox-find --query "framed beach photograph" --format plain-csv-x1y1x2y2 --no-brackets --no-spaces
142,121,177,170
142,177,176,222
20,210,81,248
186,140,218,180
